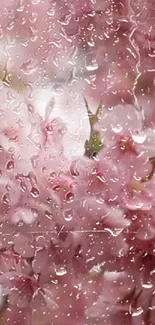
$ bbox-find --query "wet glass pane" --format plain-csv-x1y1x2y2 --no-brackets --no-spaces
0,0,154,324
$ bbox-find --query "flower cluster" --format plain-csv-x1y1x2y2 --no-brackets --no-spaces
0,0,155,325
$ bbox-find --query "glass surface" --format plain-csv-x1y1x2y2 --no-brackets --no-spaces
0,0,154,324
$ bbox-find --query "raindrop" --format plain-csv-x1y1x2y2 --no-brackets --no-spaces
85,53,98,72
142,283,153,289
20,59,38,75
3,193,10,204
31,155,39,169
5,183,11,191
6,160,14,171
45,123,53,135
31,208,38,220
104,228,123,237
16,0,25,12
44,211,53,220
7,21,15,31
20,181,27,192
112,125,123,133
47,8,55,17
65,192,74,203
55,267,67,276
132,132,146,144
132,307,143,317
28,104,34,115
30,187,40,198
63,209,74,221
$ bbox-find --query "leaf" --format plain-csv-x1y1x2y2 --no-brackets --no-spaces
84,97,104,157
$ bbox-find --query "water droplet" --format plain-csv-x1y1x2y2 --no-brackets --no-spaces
3,193,10,204
85,54,99,72
55,267,67,276
63,209,74,221
50,172,57,179
20,181,27,192
20,59,38,75
30,187,39,198
104,228,123,237
6,160,14,171
31,0,40,3
16,0,25,12
132,307,143,317
31,155,39,169
65,192,74,202
7,21,15,31
5,183,11,191
27,172,37,186
45,123,53,135
45,211,53,220
31,208,38,220
132,132,146,144
112,125,123,133
142,283,153,289
53,185,60,192
47,8,55,16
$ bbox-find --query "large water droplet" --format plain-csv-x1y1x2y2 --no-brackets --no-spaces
132,131,146,144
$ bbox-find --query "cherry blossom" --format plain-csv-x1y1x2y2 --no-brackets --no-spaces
0,0,155,325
